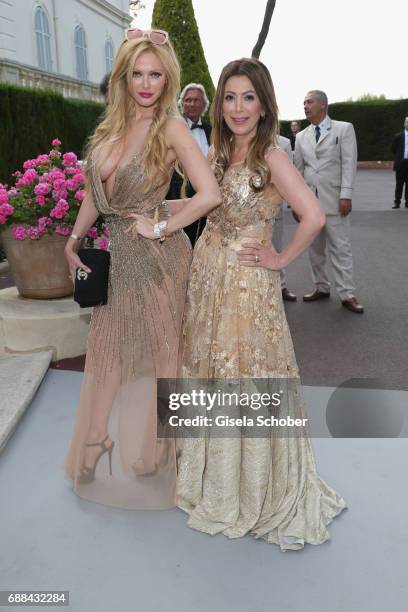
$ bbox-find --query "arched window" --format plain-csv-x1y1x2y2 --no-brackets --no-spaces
35,5,52,71
105,38,114,73
74,25,88,81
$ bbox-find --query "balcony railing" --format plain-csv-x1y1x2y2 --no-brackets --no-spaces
0,58,103,102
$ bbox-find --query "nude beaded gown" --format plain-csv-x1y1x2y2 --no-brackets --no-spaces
177,160,346,550
65,153,192,509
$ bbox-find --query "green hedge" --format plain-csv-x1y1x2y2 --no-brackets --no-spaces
0,83,103,184
281,98,408,160
2,84,406,186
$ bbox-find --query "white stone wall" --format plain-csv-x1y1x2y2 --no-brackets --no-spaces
0,0,131,86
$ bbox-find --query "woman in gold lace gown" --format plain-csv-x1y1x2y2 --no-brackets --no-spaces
64,30,220,509
176,59,346,550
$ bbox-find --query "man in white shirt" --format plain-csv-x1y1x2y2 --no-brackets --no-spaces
391,117,408,209
179,83,211,158
294,90,364,314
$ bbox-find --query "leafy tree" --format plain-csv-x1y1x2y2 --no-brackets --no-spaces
129,1,145,19
152,0,214,98
356,93,386,102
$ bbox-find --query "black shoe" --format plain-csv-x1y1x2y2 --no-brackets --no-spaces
392,203,400,209
303,289,330,302
341,297,364,314
282,288,297,302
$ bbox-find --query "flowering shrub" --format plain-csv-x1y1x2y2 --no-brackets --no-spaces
0,139,108,248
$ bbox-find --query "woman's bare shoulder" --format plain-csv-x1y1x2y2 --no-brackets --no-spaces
165,115,188,135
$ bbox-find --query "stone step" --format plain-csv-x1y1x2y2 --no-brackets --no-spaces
0,287,91,360
0,350,53,452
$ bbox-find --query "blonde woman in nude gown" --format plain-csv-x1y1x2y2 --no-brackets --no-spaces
64,31,220,509
174,59,347,550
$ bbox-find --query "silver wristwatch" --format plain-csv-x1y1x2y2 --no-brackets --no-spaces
153,220,167,240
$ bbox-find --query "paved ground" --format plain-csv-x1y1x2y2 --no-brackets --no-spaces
1,369,407,612
283,169,407,390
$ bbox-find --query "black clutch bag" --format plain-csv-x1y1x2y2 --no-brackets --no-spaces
73,248,111,308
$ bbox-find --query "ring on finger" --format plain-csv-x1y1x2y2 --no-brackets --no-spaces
255,254,259,263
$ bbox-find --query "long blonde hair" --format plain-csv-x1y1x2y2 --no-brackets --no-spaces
85,37,181,191
210,58,279,191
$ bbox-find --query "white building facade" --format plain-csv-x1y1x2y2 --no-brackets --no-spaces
0,0,131,101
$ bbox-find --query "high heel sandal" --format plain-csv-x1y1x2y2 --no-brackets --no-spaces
132,458,158,477
77,435,114,484
131,441,168,477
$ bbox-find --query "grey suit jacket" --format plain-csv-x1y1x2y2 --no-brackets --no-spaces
294,117,357,215
278,135,293,162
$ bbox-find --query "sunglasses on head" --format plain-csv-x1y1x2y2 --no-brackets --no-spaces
125,28,169,45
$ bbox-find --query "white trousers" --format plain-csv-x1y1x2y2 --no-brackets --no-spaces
272,206,286,288
309,214,356,300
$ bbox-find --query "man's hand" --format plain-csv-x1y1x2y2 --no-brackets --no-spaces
339,199,352,216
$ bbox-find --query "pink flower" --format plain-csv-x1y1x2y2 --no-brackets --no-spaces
52,188,68,201
23,159,37,170
0,215,6,225
25,169,37,180
8,188,17,197
27,227,40,240
98,236,109,250
49,168,65,181
87,227,98,240
36,154,50,165
52,138,61,147
50,198,69,219
55,224,71,236
49,149,61,159
34,182,51,196
0,189,9,204
17,169,38,186
58,198,69,212
65,179,77,191
13,171,22,178
12,226,27,240
64,167,76,176
103,226,110,237
53,179,65,190
35,195,46,206
0,203,14,216
62,152,78,166
50,206,64,219
73,173,85,184
74,189,85,201
38,216,52,232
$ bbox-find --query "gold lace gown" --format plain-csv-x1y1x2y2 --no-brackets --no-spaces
177,164,346,550
65,153,192,509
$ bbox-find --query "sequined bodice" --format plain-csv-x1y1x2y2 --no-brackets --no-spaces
88,153,172,219
204,165,282,246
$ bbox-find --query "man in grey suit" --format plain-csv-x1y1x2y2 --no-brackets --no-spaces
273,135,297,302
294,90,364,314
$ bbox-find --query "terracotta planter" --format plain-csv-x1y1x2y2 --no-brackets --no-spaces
1,227,73,299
